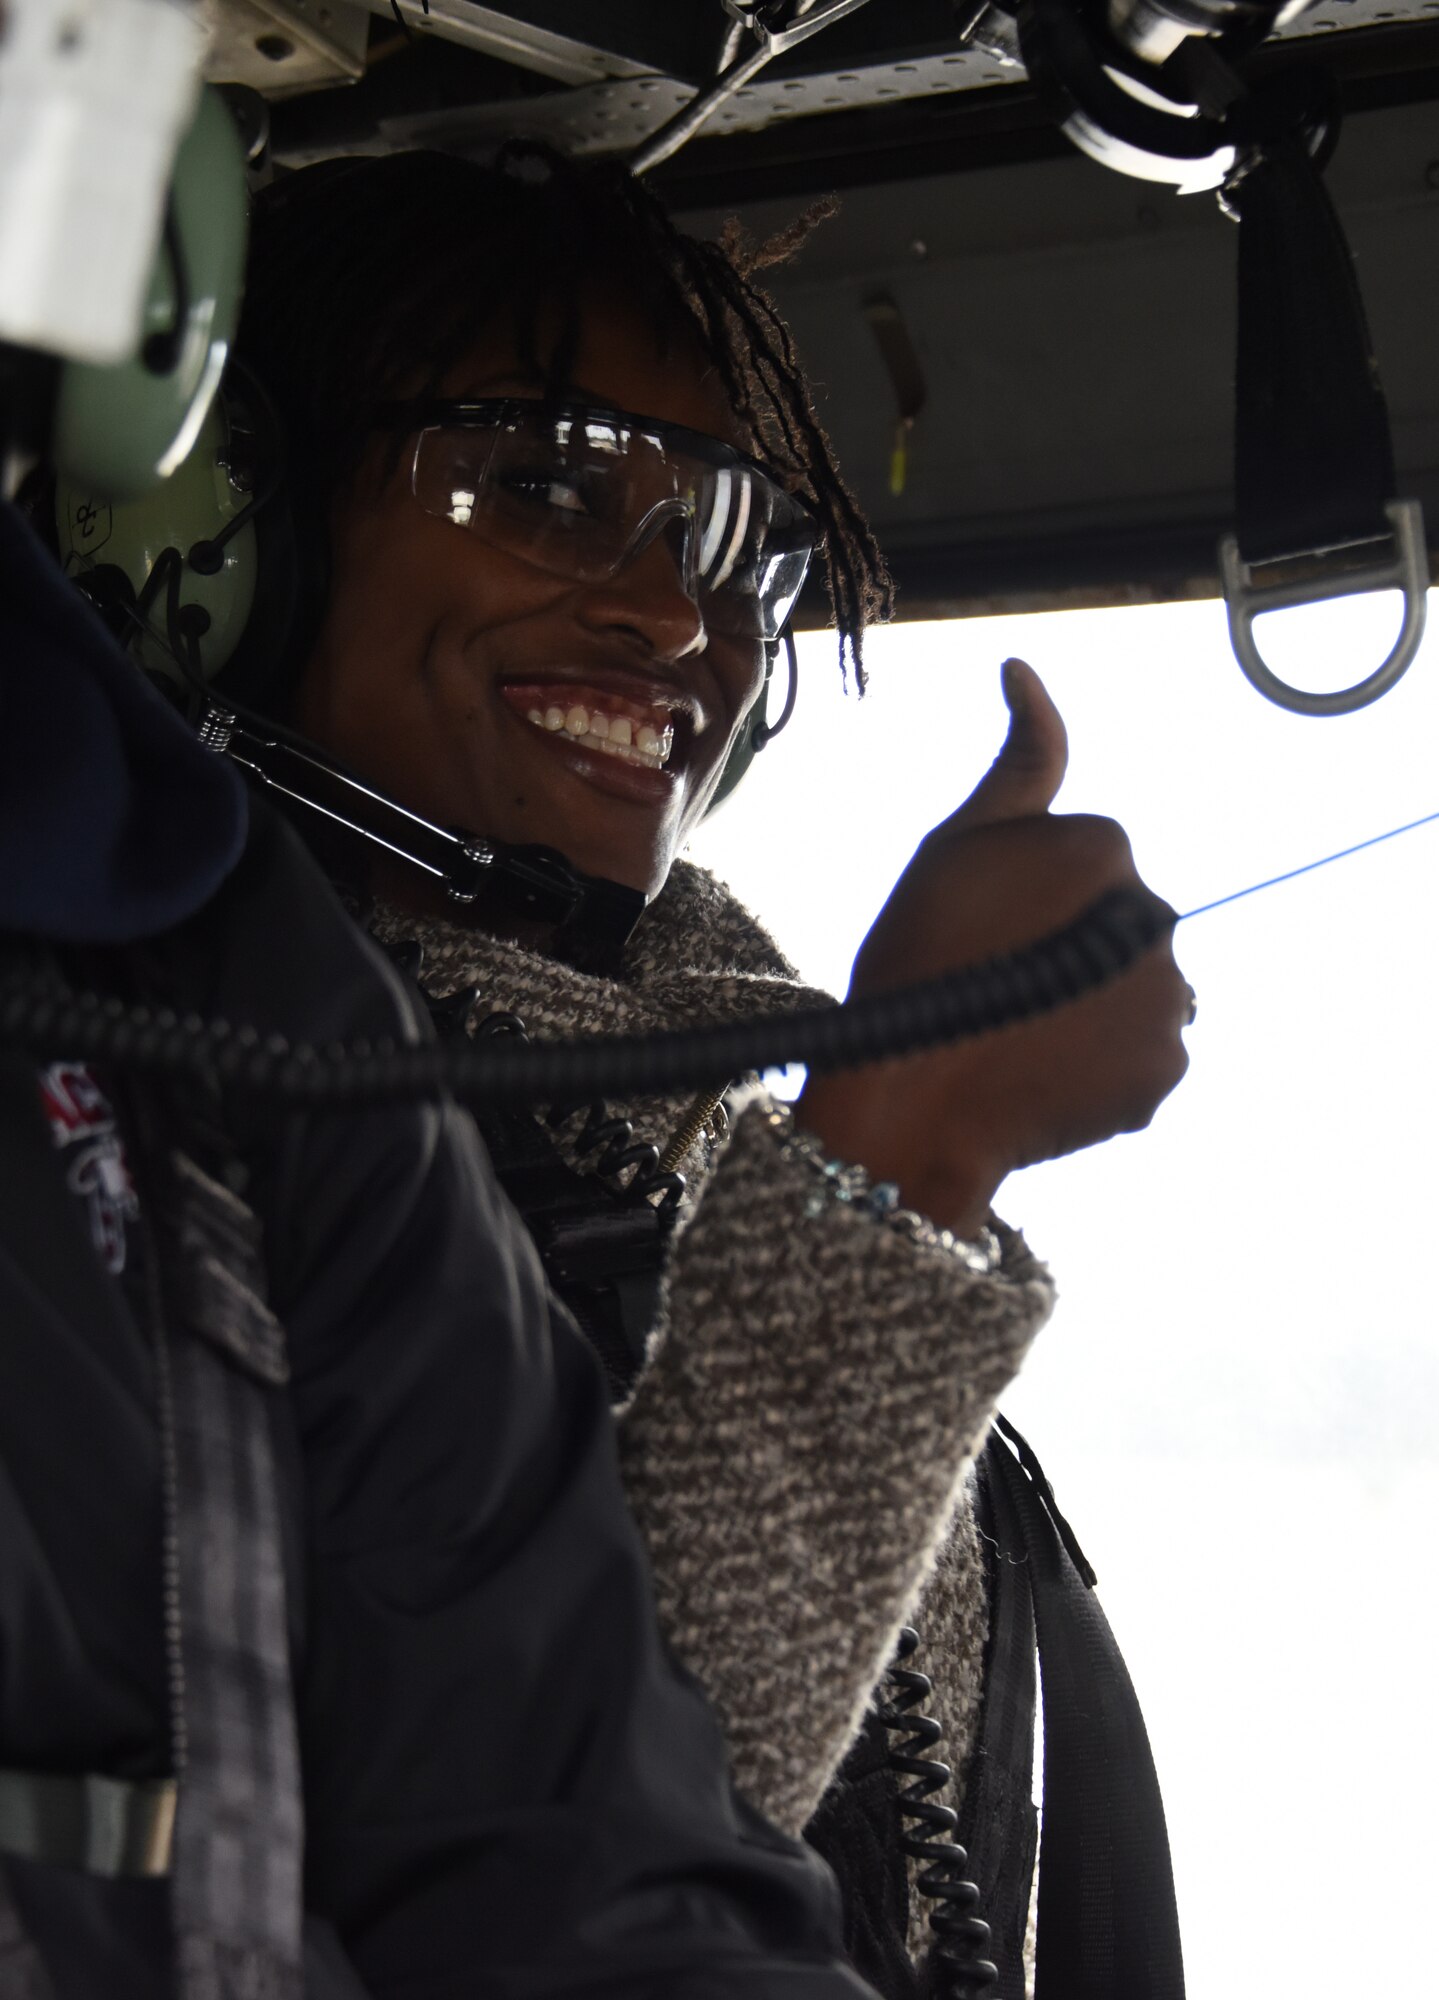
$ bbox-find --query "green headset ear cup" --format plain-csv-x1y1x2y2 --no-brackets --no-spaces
50,86,247,503
214,466,321,715
706,648,774,815
54,387,257,688
56,353,327,717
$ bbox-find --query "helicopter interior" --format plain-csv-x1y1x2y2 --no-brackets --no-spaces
205,0,1439,659
0,13,1435,1998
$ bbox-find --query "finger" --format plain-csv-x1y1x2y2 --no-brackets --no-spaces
947,657,1069,832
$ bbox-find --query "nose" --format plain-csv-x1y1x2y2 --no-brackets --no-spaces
575,512,708,661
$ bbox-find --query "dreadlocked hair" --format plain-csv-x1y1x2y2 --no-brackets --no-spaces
237,141,891,688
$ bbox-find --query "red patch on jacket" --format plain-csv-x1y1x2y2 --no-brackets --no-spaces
37,1063,139,1276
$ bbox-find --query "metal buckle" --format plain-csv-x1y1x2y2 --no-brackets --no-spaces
0,1769,176,1878
1219,498,1429,716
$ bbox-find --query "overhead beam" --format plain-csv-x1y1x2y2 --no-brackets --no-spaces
653,17,1439,204
356,1,710,86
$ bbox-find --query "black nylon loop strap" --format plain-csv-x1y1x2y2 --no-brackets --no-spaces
1232,125,1398,565
987,1427,1185,2000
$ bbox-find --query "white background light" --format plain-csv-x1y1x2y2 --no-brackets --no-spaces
690,589,1439,2000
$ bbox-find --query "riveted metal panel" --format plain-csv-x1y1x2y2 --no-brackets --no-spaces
205,0,370,96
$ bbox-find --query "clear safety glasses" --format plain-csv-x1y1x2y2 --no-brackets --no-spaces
377,398,819,642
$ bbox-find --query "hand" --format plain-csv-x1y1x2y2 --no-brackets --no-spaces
797,659,1190,1236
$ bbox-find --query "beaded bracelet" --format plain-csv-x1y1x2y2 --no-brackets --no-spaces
759,1101,1003,1276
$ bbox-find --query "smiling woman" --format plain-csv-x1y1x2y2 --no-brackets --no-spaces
234,144,1191,2000
291,350,814,896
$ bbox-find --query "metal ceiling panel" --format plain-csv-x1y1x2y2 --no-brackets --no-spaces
265,0,1439,164
678,97,1439,614
352,0,656,83
385,46,1032,159
204,0,370,95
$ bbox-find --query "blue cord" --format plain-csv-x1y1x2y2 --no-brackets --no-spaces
1181,806,1439,921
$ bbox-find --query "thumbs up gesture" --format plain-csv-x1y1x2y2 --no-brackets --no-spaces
797,660,1191,1236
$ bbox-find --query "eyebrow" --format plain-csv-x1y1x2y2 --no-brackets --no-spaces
453,372,614,403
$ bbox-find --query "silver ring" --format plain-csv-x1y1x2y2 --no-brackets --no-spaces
1183,984,1198,1027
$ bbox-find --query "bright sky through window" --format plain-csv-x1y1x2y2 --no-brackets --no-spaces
689,589,1439,2000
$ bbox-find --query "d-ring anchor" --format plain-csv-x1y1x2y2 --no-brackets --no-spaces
1219,498,1429,716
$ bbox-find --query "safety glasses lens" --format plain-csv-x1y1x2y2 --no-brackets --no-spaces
410,408,815,641
693,476,814,639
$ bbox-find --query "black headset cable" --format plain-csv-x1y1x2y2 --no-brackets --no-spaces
0,884,1173,1108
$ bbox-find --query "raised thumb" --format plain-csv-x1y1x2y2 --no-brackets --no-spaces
947,657,1069,830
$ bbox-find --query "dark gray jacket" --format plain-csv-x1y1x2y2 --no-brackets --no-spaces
0,499,874,1999
0,803,878,1999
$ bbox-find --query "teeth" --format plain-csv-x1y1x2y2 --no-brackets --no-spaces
525,697,675,769
584,733,669,768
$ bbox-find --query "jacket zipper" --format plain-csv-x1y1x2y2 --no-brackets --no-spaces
657,1085,730,1177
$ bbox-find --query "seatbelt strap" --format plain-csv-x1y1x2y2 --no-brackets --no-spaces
153,1145,304,2000
0,977,303,1997
986,1421,1185,2000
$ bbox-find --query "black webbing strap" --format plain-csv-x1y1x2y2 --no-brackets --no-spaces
159,1147,304,2000
1232,118,1397,564
953,1442,1039,2000
985,1422,1185,2000
0,1862,57,2000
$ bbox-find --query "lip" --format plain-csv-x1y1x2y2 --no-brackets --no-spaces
519,725,684,807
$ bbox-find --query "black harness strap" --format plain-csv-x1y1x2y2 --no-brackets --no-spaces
157,1147,304,2000
983,1422,1185,2000
953,1440,1040,2000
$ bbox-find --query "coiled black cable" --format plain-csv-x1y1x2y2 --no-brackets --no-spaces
384,963,688,1214
880,1627,998,2000
471,1004,685,1213
546,1099,686,1214
0,885,1172,1108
